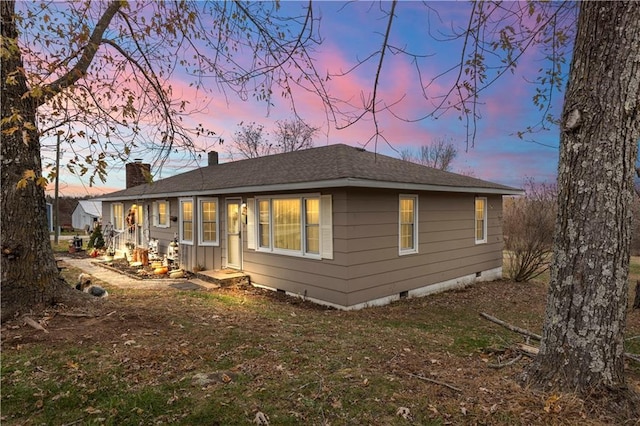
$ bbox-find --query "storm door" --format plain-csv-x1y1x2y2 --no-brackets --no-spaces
226,199,242,269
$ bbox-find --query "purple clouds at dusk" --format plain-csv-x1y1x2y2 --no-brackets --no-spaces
42,1,571,196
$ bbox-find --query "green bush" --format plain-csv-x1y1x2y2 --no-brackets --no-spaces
87,224,105,249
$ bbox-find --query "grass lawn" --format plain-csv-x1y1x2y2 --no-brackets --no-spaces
1,257,639,425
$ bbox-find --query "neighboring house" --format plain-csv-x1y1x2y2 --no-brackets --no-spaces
72,200,102,233
98,144,522,310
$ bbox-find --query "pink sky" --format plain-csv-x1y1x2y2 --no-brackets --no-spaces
39,1,567,197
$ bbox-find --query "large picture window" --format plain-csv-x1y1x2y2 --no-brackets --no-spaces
475,197,487,244
399,195,418,254
199,198,218,245
273,198,301,251
179,198,194,244
251,194,330,258
153,200,170,228
111,203,124,231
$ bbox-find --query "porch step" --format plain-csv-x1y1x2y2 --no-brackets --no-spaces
194,269,250,288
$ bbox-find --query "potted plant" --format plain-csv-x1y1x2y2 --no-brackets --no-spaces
125,241,135,255
104,246,115,262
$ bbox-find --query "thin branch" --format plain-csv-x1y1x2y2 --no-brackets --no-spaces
480,312,542,341
407,373,462,393
487,353,523,369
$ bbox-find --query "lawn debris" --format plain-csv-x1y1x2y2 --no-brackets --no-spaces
407,372,462,393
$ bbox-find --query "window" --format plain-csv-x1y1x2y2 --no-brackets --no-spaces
153,201,170,228
179,198,194,244
111,203,124,231
305,198,320,254
273,198,301,251
475,197,487,244
199,198,218,245
249,194,332,259
258,199,270,248
399,195,418,254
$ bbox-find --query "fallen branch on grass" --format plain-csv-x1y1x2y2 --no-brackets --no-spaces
479,312,541,341
407,372,462,393
487,353,523,369
480,312,640,364
59,312,96,318
22,316,49,333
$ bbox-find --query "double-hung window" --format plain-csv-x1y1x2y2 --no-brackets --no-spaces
199,198,218,245
179,198,194,244
475,197,487,244
111,203,124,231
248,194,331,259
153,201,170,228
399,195,418,255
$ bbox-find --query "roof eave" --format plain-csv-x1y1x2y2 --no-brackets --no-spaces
95,178,523,201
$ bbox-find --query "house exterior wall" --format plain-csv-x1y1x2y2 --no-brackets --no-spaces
71,207,96,232
241,189,349,304
340,189,503,307
102,188,504,309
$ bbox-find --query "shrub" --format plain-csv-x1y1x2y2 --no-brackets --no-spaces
87,224,105,249
503,179,556,282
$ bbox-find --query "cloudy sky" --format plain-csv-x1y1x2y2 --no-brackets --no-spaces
43,1,570,197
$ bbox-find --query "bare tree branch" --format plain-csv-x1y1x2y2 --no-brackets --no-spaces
44,1,123,103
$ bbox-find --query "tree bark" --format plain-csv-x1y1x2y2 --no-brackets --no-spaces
633,281,640,310
1,1,69,321
526,0,640,405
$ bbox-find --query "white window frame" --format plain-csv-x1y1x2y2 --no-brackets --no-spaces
179,198,194,245
251,193,326,260
198,197,219,246
475,197,488,244
153,200,170,228
398,194,419,255
111,202,125,231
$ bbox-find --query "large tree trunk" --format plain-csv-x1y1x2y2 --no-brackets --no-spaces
1,0,69,321
527,0,640,405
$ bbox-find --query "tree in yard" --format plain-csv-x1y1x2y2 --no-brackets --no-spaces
273,117,318,153
399,137,458,171
1,0,325,320
228,117,318,160
503,179,556,282
524,3,639,408
229,122,272,160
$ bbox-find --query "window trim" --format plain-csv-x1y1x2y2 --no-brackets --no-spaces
179,197,194,245
153,200,170,228
398,194,419,255
254,193,322,260
111,202,125,232
475,197,488,244
198,197,219,246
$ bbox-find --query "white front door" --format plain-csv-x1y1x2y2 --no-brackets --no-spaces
226,199,242,269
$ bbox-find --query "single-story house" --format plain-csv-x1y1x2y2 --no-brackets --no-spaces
98,144,522,309
71,200,102,233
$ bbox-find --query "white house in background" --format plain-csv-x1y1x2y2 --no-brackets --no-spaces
72,200,102,233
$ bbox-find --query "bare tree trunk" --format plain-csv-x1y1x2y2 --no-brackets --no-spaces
526,1,639,408
1,1,69,321
633,281,640,310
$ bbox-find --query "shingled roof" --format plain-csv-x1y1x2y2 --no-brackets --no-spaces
99,144,521,200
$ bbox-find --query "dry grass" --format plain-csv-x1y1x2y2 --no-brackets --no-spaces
1,259,639,425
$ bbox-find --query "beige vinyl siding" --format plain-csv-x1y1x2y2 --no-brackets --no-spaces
342,190,503,306
242,190,349,306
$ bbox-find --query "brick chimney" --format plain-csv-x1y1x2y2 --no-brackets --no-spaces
208,151,219,166
125,159,151,188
